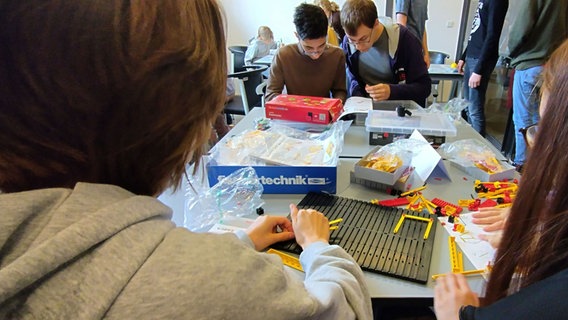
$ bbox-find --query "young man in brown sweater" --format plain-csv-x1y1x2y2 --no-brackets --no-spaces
265,3,347,103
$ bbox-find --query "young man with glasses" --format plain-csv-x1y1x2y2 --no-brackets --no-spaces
266,3,347,103
340,0,431,107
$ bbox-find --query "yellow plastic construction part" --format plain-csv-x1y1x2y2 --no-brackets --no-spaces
267,249,303,272
448,236,463,273
393,214,434,239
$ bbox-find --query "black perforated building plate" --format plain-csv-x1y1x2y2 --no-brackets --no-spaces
273,192,437,284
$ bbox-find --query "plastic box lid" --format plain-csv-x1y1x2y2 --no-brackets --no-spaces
365,110,457,137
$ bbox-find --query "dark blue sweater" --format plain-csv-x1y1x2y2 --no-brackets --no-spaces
342,23,431,107
461,0,508,75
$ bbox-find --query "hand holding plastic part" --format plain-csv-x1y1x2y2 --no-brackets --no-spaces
245,215,295,251
290,204,330,249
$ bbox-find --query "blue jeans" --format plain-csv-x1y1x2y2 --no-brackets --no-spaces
462,58,494,137
512,66,542,165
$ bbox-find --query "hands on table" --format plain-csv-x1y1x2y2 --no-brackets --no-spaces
245,204,330,251
433,207,510,318
471,207,510,249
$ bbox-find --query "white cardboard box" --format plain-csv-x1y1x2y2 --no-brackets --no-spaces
354,157,407,186
450,161,516,182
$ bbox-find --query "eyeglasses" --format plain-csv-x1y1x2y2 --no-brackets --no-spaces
346,27,374,46
519,124,538,149
299,42,327,56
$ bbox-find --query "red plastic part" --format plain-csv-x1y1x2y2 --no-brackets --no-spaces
431,198,463,215
377,197,410,207
478,198,498,208
468,199,481,211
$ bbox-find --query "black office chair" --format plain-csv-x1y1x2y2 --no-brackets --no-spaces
228,45,248,73
225,64,268,124
429,51,450,103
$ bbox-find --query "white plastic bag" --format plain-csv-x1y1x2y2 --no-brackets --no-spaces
184,166,264,232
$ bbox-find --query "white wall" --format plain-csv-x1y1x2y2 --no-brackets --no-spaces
220,0,465,62
219,0,348,46
423,0,463,61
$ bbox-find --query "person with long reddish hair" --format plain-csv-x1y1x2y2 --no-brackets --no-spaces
434,38,568,319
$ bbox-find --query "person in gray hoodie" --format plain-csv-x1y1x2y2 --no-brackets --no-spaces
0,0,373,319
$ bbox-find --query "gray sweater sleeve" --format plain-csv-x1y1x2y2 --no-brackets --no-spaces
235,232,373,319
104,229,372,320
301,241,373,320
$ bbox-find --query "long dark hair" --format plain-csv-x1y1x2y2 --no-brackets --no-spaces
483,39,568,304
0,0,227,196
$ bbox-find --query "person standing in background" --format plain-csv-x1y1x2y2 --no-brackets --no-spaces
395,0,430,68
457,0,508,137
244,26,278,65
315,0,345,46
508,0,568,171
266,3,347,103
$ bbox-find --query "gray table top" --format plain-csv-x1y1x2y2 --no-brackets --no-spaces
162,106,513,299
231,108,506,161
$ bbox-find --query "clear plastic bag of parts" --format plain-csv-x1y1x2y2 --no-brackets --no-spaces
210,119,351,167
427,98,470,122
360,142,414,173
438,139,504,173
184,165,264,232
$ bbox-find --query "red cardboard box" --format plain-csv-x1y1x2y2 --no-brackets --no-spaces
265,94,343,124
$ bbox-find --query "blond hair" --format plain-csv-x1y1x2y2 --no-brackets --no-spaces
258,26,274,41
315,0,340,12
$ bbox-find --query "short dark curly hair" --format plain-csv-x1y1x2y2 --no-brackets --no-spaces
293,3,328,40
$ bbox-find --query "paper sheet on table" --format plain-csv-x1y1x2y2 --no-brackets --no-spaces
397,130,451,190
208,217,256,234
439,213,496,273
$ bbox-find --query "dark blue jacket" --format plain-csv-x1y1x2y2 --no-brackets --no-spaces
461,0,508,75
342,21,431,107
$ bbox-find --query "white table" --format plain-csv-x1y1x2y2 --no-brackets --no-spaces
428,63,463,100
